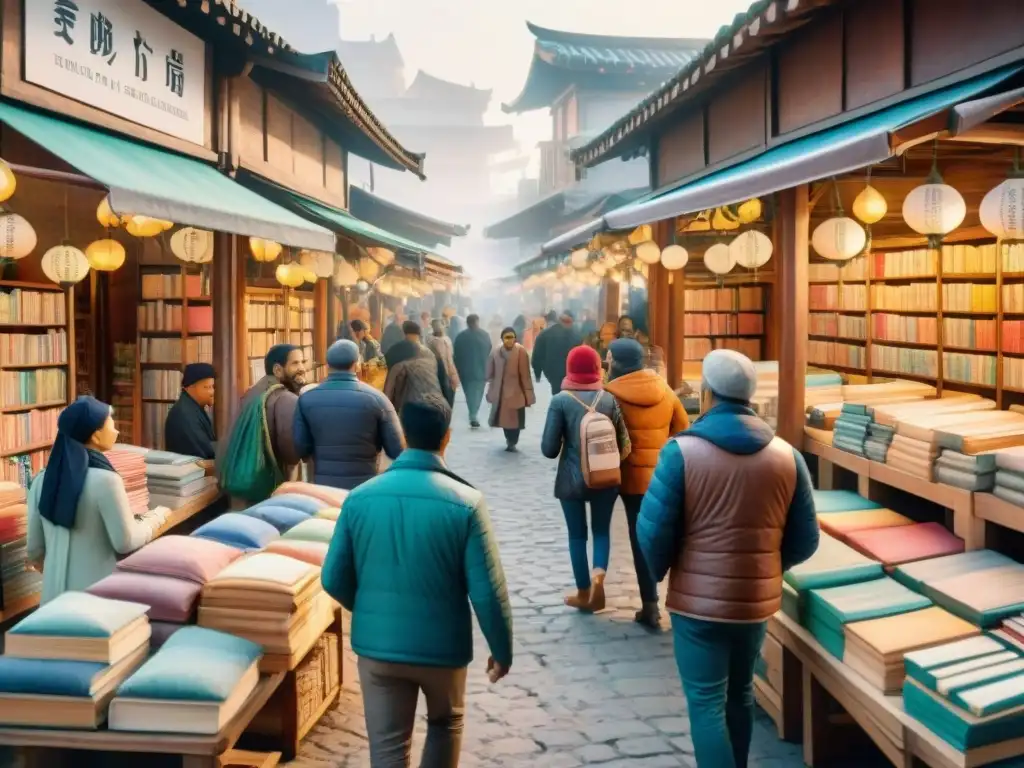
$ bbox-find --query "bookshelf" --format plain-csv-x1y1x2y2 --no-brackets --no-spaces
680,283,768,363
0,282,73,487
244,286,321,386
137,264,213,449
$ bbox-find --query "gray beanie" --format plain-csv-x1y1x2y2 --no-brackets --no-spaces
702,349,757,403
326,339,360,370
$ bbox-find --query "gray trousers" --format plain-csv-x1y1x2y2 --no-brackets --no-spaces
358,657,468,768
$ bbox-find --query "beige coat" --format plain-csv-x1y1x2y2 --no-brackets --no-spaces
485,344,535,429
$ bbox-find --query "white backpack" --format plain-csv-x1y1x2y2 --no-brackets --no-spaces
567,391,621,489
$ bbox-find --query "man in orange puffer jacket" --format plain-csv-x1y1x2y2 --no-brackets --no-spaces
605,338,689,627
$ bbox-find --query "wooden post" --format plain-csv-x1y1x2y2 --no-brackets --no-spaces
776,185,810,447
602,278,621,324
213,231,242,435
667,272,685,389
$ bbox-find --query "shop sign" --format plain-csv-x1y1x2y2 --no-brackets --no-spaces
23,0,208,145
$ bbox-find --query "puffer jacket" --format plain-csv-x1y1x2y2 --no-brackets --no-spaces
383,340,451,411
638,402,819,623
605,369,689,495
320,449,514,669
541,388,631,500
293,372,404,490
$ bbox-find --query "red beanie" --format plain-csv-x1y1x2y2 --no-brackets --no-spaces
564,345,602,386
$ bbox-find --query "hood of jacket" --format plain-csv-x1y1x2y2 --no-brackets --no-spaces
685,401,773,455
605,369,669,408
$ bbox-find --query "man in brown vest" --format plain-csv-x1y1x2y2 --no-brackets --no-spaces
637,349,819,768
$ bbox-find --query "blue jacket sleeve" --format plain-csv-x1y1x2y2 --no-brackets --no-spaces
540,399,564,459
638,439,685,583
377,395,405,460
320,510,357,611
464,499,514,669
781,448,820,571
292,397,313,460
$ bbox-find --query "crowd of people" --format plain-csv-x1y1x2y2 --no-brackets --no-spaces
19,303,821,768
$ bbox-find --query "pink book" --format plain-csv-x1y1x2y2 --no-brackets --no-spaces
843,522,965,567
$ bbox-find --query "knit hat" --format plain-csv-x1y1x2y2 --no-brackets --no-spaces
326,339,360,370
182,363,215,388
564,345,602,386
702,349,757,403
609,338,644,375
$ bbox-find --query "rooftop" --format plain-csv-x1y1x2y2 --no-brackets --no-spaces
405,71,493,112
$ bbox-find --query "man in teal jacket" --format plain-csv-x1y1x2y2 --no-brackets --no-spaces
321,393,513,767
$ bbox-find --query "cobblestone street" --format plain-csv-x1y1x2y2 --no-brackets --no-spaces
293,386,807,768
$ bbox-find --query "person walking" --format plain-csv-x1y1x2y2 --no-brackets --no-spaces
604,339,689,627
384,321,453,413
380,311,405,356
541,345,630,612
321,394,513,767
532,311,582,396
427,318,459,402
293,340,404,491
453,314,492,428
638,349,819,768
485,327,535,452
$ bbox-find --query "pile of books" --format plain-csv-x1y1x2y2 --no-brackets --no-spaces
934,449,997,491
841,522,965,569
107,449,150,516
144,450,217,510
783,533,882,625
817,507,914,543
0,482,39,613
0,592,150,728
991,447,1024,507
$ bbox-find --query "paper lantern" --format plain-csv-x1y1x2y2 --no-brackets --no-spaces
853,185,887,225
334,258,358,287
591,261,608,277
570,248,589,269
367,247,395,266
730,230,774,269
41,244,90,286
0,160,16,204
299,250,334,279
737,198,762,225
0,213,37,260
125,215,170,238
711,207,740,231
96,196,121,229
660,244,689,271
635,241,661,265
170,227,214,264
250,238,282,263
902,179,966,247
980,178,1024,241
85,239,126,272
811,217,865,262
275,263,304,288
704,243,734,275
627,225,653,246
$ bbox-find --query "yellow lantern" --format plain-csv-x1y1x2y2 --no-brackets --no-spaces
367,247,395,266
300,250,335,279
0,159,17,204
96,196,121,229
902,172,966,248
711,208,740,231
334,259,359,287
704,243,734,276
85,239,126,271
358,256,380,281
125,216,168,238
634,241,661,265
41,244,90,285
660,244,689,271
737,199,763,225
275,263,304,288
812,218,866,261
250,238,282,263
627,225,653,246
853,185,887,225
170,227,214,264
0,213,37,260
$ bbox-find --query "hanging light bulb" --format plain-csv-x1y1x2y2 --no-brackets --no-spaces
0,213,36,260
41,244,90,286
570,248,589,269
96,196,121,229
902,146,966,248
170,227,214,264
299,249,335,279
275,263,304,288
980,152,1024,241
730,230,775,269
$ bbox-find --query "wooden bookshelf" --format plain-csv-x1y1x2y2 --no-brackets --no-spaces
244,286,322,386
137,264,213,449
680,280,769,363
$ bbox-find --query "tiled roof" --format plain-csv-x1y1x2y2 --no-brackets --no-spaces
502,23,707,114
571,0,842,168
350,187,470,249
406,72,493,112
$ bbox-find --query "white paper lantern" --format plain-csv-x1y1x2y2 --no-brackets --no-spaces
660,244,689,271
811,217,865,262
170,227,214,264
0,213,36,260
980,178,1024,241
334,258,358,287
634,241,661,265
728,230,774,269
570,248,589,269
703,243,735,275
41,244,90,286
902,181,966,247
300,249,335,279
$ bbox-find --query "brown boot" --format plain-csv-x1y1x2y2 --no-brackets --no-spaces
634,602,661,629
565,588,592,610
588,569,606,612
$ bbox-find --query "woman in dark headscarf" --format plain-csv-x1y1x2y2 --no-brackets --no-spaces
26,397,155,603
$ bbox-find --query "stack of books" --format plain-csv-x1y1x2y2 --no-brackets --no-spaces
991,447,1024,508
783,533,882,625
893,550,1016,595
811,490,882,514
0,482,39,612
109,626,262,734
106,449,150,516
192,513,280,552
147,460,216,511
924,564,1024,628
817,507,914,543
832,404,872,456
842,522,965,568
0,592,150,728
934,449,997,492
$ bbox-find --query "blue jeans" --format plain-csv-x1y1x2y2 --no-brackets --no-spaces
559,491,616,589
463,380,484,422
622,494,658,603
672,614,767,768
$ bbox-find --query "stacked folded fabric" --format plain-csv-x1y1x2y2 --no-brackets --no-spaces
0,482,40,611
832,404,872,456
264,539,330,566
805,577,932,659
0,592,151,728
925,563,1024,628
783,533,883,624
812,490,881,513
109,626,263,734
903,634,1024,750
280,517,336,546
817,508,914,543
273,481,347,510
992,447,1024,507
934,449,997,491
198,553,332,657
843,522,965,568
864,423,896,462
842,606,979,693
240,493,325,534
893,411,1024,483
886,433,939,480
147,461,217,511
192,513,280,551
87,535,243,647
107,449,150,516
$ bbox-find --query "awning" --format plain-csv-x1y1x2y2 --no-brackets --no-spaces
0,101,335,252
484,186,647,240
542,63,1024,253
349,187,469,249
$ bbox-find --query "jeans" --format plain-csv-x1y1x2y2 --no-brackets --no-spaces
559,490,616,589
359,657,468,768
503,428,520,446
671,614,767,768
622,494,658,603
463,380,484,422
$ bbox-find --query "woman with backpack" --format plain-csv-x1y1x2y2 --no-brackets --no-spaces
541,345,631,612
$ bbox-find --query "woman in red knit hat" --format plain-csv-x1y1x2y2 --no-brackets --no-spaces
541,345,631,612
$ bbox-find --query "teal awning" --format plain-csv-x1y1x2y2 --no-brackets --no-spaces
542,63,1024,252
0,101,335,252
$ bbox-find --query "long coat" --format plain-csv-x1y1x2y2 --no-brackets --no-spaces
453,327,492,384
485,344,535,430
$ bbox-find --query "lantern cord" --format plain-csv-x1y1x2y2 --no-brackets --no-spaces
63,186,69,242
927,140,942,184
831,177,844,215
866,166,872,186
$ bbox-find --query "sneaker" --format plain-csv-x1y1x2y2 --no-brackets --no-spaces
505,444,518,453
470,420,480,429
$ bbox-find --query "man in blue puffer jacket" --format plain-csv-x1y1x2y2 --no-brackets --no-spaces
321,394,513,766
293,339,404,490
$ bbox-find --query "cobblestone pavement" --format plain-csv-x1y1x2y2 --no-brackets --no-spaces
292,385,809,768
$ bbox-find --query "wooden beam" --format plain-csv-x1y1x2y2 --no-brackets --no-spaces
667,272,685,390
776,184,810,446
948,124,1024,146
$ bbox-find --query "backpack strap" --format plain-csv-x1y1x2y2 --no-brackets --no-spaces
566,390,602,413
259,383,284,466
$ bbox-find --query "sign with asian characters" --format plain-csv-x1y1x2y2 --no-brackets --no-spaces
24,0,207,145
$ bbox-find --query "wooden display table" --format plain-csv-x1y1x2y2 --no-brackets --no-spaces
753,615,802,742
973,493,1024,540
151,487,224,539
804,438,871,496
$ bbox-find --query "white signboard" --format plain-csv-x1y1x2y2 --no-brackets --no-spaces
23,0,208,145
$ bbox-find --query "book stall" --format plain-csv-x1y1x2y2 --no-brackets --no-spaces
0,480,347,767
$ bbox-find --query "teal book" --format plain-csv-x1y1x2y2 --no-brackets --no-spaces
784,533,883,592
904,635,1012,690
904,677,1024,751
893,550,1014,593
841,403,870,416
807,577,932,629
8,591,148,638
